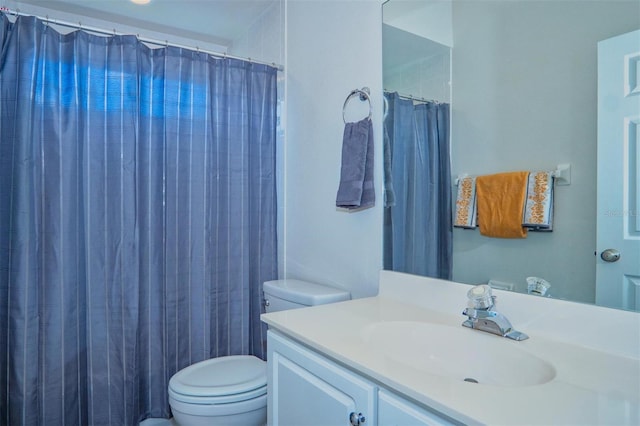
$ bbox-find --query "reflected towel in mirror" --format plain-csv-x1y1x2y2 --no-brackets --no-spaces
523,171,554,231
454,176,477,228
476,171,529,238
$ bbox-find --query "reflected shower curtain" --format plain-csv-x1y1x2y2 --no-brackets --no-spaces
0,15,277,425
383,92,452,279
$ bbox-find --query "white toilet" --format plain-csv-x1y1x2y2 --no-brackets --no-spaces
168,279,350,425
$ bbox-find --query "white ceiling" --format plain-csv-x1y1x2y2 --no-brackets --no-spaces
13,0,278,48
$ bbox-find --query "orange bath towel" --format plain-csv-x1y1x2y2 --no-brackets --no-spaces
476,171,529,238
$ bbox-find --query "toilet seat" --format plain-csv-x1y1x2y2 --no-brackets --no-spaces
169,355,267,405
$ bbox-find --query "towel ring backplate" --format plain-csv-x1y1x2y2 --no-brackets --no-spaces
343,88,372,124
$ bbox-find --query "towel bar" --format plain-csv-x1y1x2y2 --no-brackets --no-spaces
454,163,571,186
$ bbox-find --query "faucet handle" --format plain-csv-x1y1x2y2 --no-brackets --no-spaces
467,285,495,310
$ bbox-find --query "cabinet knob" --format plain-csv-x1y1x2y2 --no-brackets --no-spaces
349,412,366,426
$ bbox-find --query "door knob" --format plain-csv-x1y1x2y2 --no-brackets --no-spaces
600,249,621,262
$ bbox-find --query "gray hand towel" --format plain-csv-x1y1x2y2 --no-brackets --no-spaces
383,118,395,207
336,118,375,210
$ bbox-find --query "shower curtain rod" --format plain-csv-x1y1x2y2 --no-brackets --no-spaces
384,90,442,104
1,7,284,72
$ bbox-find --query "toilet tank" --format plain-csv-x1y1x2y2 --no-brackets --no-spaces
263,279,350,313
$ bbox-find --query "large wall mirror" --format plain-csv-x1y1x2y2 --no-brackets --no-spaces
382,0,640,311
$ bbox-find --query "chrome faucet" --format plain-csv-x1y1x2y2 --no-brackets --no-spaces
462,285,528,341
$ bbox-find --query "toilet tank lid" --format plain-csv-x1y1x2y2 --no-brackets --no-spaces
263,279,350,306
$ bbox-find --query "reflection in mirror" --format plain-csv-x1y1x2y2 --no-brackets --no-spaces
382,0,640,311
382,0,453,280
382,92,452,279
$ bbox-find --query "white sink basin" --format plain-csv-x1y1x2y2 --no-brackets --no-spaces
361,321,556,387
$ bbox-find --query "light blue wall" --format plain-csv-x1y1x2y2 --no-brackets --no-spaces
232,0,385,298
283,0,384,298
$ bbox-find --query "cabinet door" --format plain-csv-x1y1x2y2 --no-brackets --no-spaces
378,389,457,426
268,330,376,426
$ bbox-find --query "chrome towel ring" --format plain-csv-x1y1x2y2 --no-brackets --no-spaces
343,87,372,123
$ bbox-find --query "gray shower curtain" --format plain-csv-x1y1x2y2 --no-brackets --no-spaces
0,15,277,425
383,92,452,279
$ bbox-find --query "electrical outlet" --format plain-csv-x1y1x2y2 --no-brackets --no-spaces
488,280,514,291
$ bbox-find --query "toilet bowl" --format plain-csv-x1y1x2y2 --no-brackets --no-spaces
168,279,350,425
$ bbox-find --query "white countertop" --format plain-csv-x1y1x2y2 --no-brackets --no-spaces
261,271,640,425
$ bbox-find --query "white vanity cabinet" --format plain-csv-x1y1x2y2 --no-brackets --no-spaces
267,330,457,426
378,389,456,426
268,330,375,426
